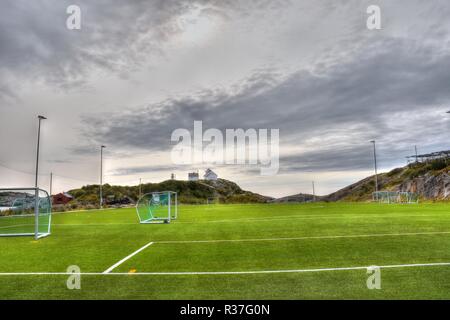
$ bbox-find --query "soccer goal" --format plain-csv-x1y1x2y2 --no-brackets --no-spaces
0,188,52,239
136,191,178,224
206,197,219,205
372,191,419,204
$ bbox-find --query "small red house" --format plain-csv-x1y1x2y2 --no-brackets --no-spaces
52,192,74,205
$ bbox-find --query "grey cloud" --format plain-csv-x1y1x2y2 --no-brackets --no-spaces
2,1,450,193
68,144,103,157
280,145,391,173
110,164,191,176
77,37,450,172
0,0,281,100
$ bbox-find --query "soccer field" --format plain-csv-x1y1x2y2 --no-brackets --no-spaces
1,202,450,300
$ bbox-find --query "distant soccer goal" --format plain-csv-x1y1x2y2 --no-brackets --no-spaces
0,188,52,239
136,191,178,224
206,197,219,205
372,191,419,204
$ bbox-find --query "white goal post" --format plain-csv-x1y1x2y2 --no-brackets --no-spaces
0,188,52,240
372,191,419,204
136,191,178,224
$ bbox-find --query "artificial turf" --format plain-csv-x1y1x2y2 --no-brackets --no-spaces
0,202,450,299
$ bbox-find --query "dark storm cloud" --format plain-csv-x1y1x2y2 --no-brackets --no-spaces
279,145,397,173
77,37,450,172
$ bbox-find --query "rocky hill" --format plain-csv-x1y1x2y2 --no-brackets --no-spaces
324,159,450,202
271,193,321,203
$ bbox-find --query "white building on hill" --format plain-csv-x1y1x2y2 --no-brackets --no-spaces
204,168,218,181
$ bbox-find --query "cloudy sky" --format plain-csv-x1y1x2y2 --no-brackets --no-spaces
0,0,449,198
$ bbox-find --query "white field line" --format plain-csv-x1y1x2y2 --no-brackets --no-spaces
51,207,125,215
102,242,154,274
52,223,136,227
0,214,35,219
155,231,450,244
177,213,450,224
1,262,449,276
49,213,450,227
0,224,33,230
0,207,125,219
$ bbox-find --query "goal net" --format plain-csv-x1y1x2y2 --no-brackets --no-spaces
0,188,52,239
372,191,419,204
136,191,177,224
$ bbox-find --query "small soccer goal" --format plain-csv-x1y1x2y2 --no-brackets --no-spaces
206,197,219,205
136,191,178,224
0,188,52,239
372,191,419,204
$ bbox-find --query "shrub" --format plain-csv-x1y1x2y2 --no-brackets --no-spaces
429,159,448,171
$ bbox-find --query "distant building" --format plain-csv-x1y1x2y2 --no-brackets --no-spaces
204,169,218,181
188,172,199,181
52,192,73,205
171,173,176,180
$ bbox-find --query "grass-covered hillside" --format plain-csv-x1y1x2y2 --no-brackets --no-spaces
63,157,449,208
325,159,450,202
65,179,272,209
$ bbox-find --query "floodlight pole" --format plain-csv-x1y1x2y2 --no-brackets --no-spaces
49,172,53,197
35,115,47,240
100,145,106,209
312,181,316,202
139,178,142,199
370,140,379,196
415,145,418,163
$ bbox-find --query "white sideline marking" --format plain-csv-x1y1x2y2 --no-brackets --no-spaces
102,241,154,274
0,207,125,219
51,207,123,215
0,262,449,276
156,231,450,244
176,213,450,224
0,224,33,230
50,213,450,227
53,223,135,227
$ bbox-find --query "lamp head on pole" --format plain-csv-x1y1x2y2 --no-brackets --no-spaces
38,115,47,120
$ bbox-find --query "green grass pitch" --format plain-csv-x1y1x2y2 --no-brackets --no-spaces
0,202,450,299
